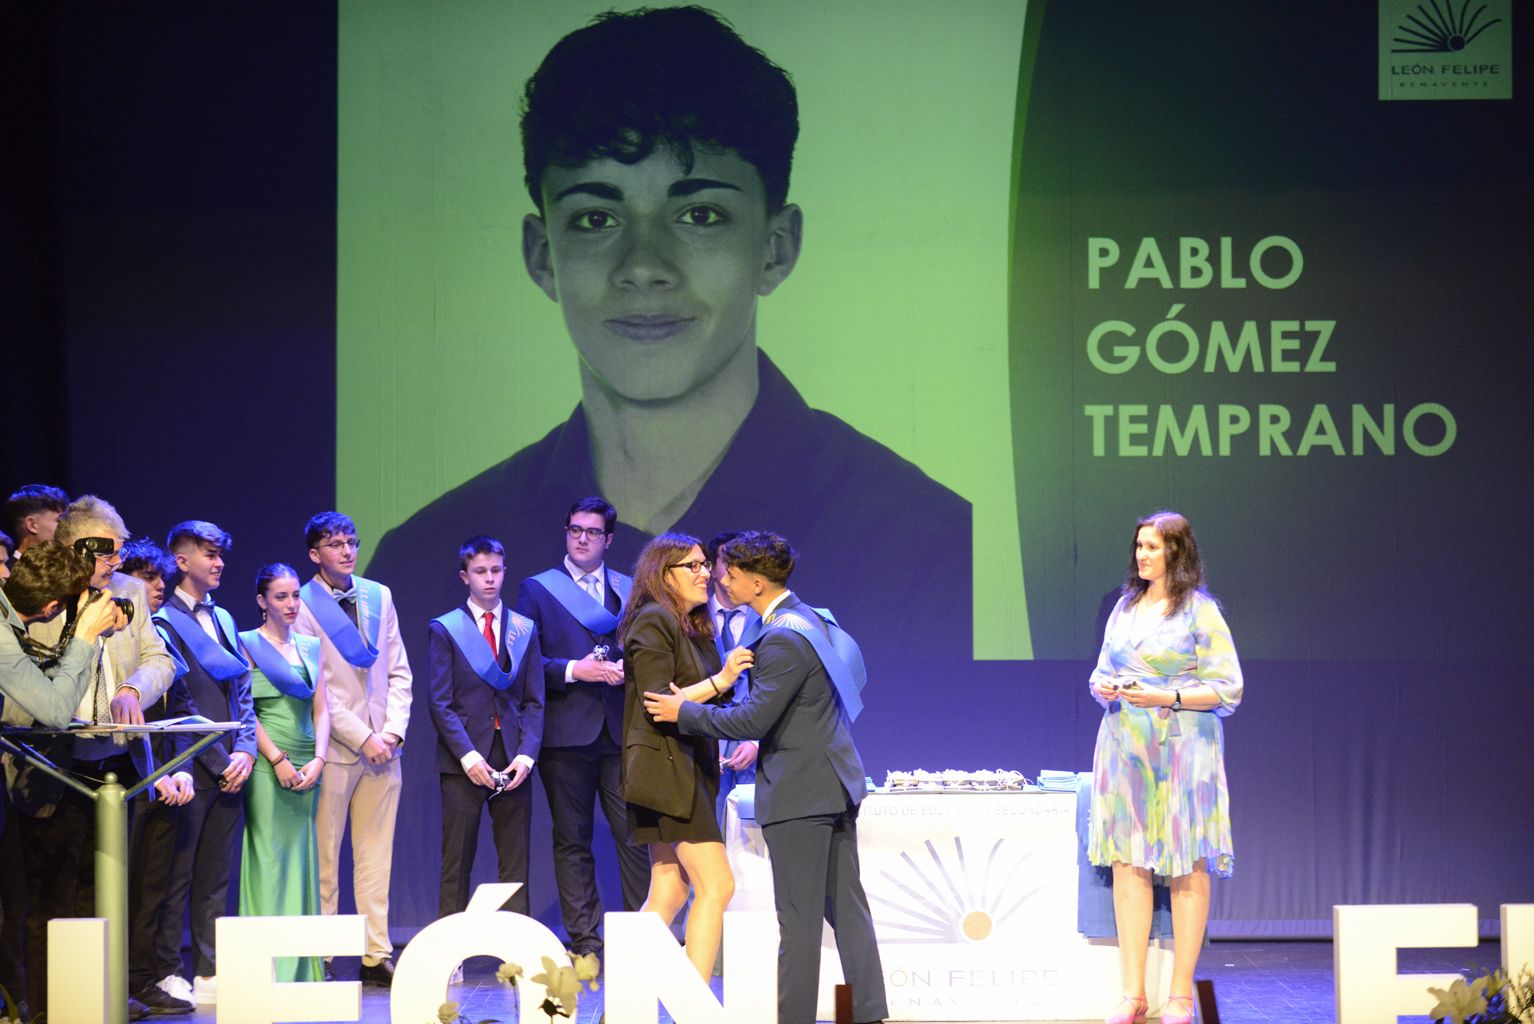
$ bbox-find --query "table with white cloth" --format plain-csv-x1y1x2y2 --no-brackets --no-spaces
722,784,1174,1021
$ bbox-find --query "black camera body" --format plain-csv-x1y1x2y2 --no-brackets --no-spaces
86,587,136,626
72,536,134,625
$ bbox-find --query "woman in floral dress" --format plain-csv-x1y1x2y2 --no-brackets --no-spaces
1088,511,1243,1024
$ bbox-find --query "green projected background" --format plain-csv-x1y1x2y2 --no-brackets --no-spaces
337,0,1033,658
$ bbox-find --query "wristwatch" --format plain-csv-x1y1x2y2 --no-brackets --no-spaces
1171,689,1182,710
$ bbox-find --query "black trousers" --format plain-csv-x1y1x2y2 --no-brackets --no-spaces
760,803,888,1024
16,785,95,1014
160,784,244,978
0,800,28,1004
536,730,650,953
14,753,141,1015
128,795,185,992
438,736,532,917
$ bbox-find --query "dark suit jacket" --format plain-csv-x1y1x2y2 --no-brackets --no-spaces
512,569,625,749
427,607,545,774
151,596,257,789
676,594,865,826
620,602,722,818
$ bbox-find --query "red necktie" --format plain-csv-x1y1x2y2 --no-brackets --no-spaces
484,610,501,730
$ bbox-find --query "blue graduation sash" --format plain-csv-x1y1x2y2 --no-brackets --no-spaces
154,621,189,680
432,607,534,691
759,604,867,722
300,577,381,668
238,630,319,700
154,603,249,682
531,568,631,636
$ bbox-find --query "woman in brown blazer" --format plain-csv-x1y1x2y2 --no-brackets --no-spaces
618,532,753,980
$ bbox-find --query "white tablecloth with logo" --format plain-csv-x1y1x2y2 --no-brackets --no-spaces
723,786,1173,1021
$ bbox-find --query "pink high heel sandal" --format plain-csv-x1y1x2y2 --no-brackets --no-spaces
1159,994,1196,1024
1105,995,1149,1024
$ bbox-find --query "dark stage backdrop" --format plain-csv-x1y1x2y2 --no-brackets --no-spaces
8,1,1532,945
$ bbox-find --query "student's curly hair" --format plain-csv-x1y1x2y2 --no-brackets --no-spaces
5,541,95,617
120,538,172,581
521,5,798,213
719,531,796,585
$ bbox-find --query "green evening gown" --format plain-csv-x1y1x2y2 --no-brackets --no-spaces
238,657,323,982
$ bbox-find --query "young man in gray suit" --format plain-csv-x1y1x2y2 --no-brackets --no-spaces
646,531,887,1024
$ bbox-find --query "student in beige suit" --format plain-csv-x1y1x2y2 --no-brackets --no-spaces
292,511,412,985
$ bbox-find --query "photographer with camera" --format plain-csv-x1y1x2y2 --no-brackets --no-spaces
1,540,124,726
1,539,128,1020
4,495,182,1020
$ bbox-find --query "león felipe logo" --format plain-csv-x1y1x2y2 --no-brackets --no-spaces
1391,0,1502,52
1379,0,1511,100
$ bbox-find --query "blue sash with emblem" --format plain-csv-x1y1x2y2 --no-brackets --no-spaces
433,607,534,691
531,568,631,636
239,630,319,700
300,577,381,668
751,603,867,722
154,603,249,682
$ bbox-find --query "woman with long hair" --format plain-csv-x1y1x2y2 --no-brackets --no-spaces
1088,511,1244,1024
618,532,752,978
236,562,329,982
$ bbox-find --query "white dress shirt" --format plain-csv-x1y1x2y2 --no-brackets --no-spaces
561,557,609,684
458,598,534,777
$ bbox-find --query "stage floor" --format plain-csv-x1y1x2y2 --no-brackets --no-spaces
165,940,1502,1023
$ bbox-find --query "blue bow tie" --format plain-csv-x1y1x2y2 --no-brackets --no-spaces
332,587,357,603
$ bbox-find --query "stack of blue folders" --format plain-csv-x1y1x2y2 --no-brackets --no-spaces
1037,769,1080,792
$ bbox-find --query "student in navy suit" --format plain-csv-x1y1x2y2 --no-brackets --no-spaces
512,497,648,956
428,535,545,920
646,531,887,1024
151,520,258,1007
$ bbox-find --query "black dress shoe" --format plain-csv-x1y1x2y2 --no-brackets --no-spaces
126,996,154,1021
358,957,396,987
134,985,194,1016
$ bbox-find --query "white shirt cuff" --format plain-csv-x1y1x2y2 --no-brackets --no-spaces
460,750,486,774
512,754,535,772
564,660,576,684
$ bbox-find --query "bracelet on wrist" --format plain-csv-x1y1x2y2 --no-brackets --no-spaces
271,751,290,767
708,675,721,697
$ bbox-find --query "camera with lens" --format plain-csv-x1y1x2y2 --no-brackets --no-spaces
73,537,134,625
87,588,136,625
